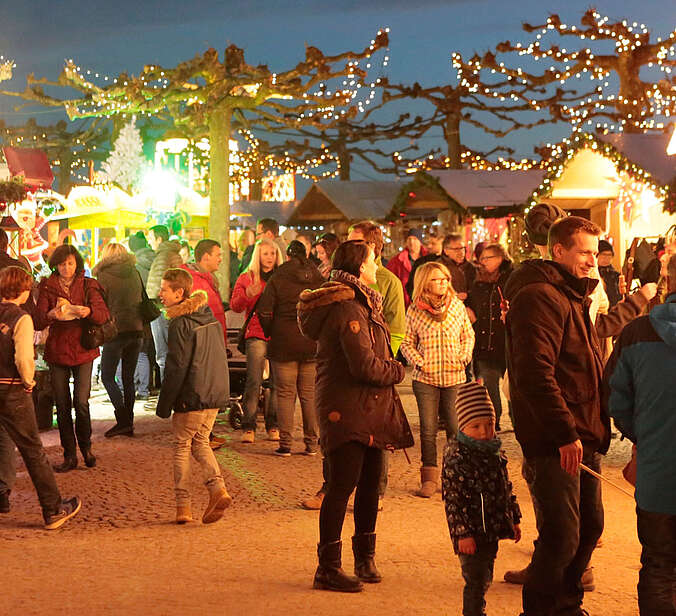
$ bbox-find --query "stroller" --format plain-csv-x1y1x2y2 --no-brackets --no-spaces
225,327,272,430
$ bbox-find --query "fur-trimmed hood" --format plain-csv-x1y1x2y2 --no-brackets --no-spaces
165,290,208,320
297,281,356,342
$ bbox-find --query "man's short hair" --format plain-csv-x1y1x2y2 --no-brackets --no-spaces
162,268,193,298
0,229,8,253
548,216,601,253
194,239,220,263
349,221,383,257
257,218,279,237
0,266,33,300
443,233,463,248
149,225,170,243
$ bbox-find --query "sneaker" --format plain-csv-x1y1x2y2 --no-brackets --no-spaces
210,435,227,451
241,430,255,444
274,446,291,457
104,424,134,438
301,492,325,510
267,429,280,441
202,488,232,524
44,496,82,530
143,401,157,412
136,393,149,401
303,446,319,456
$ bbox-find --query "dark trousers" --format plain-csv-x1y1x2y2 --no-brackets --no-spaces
319,441,383,544
522,451,604,616
101,334,142,428
458,541,498,616
0,385,61,517
473,359,505,428
50,362,94,458
637,507,676,615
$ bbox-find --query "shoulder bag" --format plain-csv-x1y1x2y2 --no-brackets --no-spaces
137,271,161,323
81,278,119,350
237,295,261,355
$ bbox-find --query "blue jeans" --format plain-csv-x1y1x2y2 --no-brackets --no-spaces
0,385,62,516
135,351,150,397
0,424,16,495
412,380,458,467
458,541,498,616
50,362,94,458
150,315,169,382
474,359,505,428
636,507,676,615
242,338,276,431
102,334,143,428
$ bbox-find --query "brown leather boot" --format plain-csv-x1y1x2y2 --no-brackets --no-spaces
202,487,232,524
417,466,437,498
301,491,325,510
176,504,192,524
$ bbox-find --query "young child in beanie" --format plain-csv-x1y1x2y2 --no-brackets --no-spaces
441,381,521,616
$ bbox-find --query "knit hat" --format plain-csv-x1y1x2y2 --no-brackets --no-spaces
456,381,495,432
598,239,614,255
525,203,566,246
406,228,424,242
128,231,148,252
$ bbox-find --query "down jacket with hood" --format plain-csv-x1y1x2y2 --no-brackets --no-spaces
146,240,183,299
155,291,229,417
297,272,413,454
93,252,143,335
605,292,676,515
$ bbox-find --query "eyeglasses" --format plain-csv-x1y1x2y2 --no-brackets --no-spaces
479,255,501,263
446,246,465,252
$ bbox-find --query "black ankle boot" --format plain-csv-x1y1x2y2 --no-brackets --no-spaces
352,532,382,583
53,457,78,473
82,450,97,468
313,541,363,593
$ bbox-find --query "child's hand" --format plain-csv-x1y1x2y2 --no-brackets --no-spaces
513,524,521,543
458,537,476,554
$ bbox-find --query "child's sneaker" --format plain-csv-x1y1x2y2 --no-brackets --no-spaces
44,496,81,530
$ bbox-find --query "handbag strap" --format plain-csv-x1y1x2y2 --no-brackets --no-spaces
241,294,262,335
136,270,151,303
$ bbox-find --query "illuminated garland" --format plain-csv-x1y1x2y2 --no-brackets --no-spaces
389,171,464,221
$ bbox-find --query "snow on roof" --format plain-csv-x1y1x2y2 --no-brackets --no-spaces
598,132,676,185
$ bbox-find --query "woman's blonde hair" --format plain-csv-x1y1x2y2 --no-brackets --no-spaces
246,237,283,279
100,242,128,261
412,261,455,303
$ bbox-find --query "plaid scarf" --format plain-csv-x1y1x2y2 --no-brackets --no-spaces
330,269,384,314
417,290,453,322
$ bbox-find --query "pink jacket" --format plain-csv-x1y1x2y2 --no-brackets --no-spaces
230,271,268,341
180,264,226,342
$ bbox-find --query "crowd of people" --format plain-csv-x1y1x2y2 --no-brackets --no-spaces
0,209,674,615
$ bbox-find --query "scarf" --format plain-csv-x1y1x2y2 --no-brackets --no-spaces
416,290,452,322
475,267,502,284
457,430,502,454
330,269,383,314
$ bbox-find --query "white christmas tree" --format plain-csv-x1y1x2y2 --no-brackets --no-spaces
101,116,148,193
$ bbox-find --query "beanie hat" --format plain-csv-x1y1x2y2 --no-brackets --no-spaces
128,231,148,252
406,228,424,242
525,203,566,246
598,239,614,255
456,381,495,432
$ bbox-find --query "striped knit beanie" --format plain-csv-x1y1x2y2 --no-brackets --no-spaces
456,381,495,432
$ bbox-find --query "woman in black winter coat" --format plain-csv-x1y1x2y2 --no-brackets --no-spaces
297,240,413,593
257,241,324,456
466,243,513,431
93,243,144,437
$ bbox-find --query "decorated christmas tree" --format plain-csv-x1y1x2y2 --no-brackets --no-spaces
101,116,148,193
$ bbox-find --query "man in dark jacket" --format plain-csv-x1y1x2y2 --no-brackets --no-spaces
605,254,676,616
155,268,231,525
505,216,607,615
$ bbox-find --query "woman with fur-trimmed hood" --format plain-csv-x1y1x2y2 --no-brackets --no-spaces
298,240,413,594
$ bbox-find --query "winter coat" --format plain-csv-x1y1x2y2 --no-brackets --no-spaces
466,261,513,369
605,293,676,515
133,246,155,286
155,291,229,417
504,259,607,457
229,271,269,341
297,273,413,454
386,247,427,306
441,435,521,552
93,253,143,335
257,257,324,362
400,296,475,388
375,259,406,355
407,254,476,299
35,272,110,366
180,263,226,342
145,240,182,299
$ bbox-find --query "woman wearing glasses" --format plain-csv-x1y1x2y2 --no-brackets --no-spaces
401,261,474,498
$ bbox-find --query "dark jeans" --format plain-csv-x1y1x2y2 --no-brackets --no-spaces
637,507,676,615
150,314,169,382
242,338,277,431
319,441,383,544
458,541,498,616
522,451,604,616
412,380,457,467
102,334,142,428
0,424,16,494
473,359,505,428
135,351,150,397
0,385,61,516
50,362,94,458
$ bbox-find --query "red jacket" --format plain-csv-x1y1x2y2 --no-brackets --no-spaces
386,248,427,306
36,272,110,366
230,271,267,341
180,264,226,342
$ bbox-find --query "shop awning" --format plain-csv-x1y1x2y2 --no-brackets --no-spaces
2,146,53,189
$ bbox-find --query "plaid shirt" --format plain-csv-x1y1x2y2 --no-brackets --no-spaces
401,295,475,388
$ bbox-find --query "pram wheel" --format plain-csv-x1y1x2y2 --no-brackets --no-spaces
228,401,244,430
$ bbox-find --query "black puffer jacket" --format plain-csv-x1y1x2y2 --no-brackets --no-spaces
257,257,324,362
466,261,513,369
155,292,229,417
93,253,143,335
297,272,413,454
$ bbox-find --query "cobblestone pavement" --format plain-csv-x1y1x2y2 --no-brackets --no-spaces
1,373,640,615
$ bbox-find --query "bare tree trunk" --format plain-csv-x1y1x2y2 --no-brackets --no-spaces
250,160,263,200
208,107,231,298
444,114,462,169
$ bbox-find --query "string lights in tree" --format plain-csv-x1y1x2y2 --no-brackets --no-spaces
0,55,14,83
